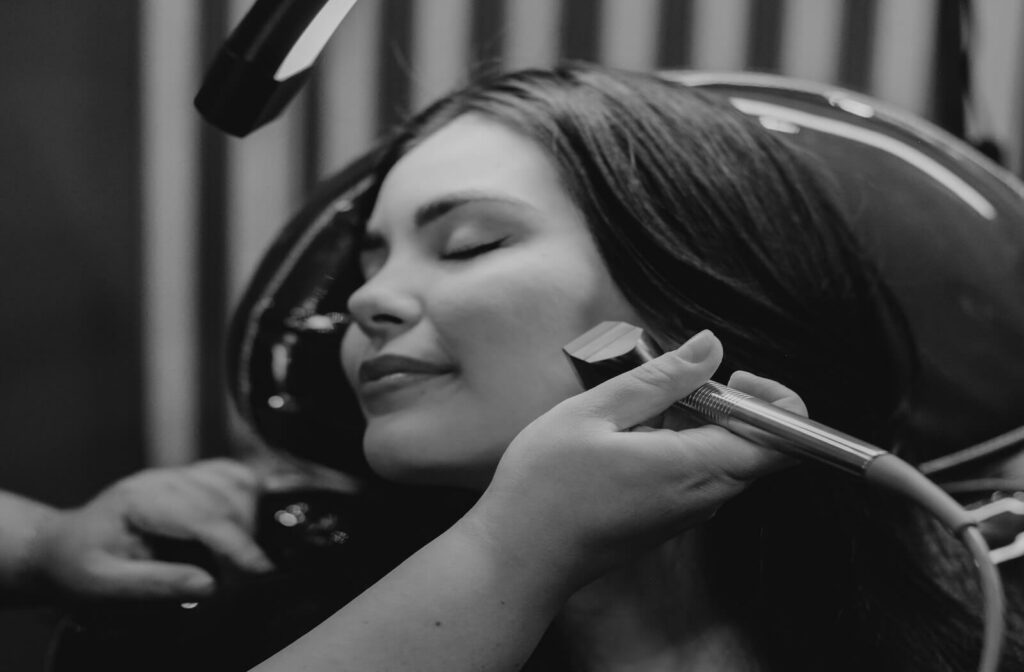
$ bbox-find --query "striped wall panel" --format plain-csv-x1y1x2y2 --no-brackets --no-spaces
779,0,844,84
600,0,660,70
970,0,1024,172
319,0,382,173
504,0,561,70
410,0,472,112
140,0,202,466
690,0,752,72
871,0,938,120
140,0,1024,465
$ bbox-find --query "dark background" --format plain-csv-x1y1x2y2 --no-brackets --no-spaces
0,4,143,669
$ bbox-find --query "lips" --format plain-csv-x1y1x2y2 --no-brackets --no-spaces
355,354,456,414
358,354,455,384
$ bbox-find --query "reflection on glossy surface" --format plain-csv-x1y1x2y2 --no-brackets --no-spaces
669,71,1024,462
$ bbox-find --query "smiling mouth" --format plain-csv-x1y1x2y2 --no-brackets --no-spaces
361,370,451,389
372,367,446,380
356,355,456,411
358,354,455,384
356,369,457,415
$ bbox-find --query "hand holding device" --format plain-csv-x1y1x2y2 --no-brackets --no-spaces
474,330,794,585
563,321,1006,672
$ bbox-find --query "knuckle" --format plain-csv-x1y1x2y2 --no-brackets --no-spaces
113,471,162,497
189,458,235,476
546,394,598,425
631,358,682,390
688,429,758,488
188,459,258,491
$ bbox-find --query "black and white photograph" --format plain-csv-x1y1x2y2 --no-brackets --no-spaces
2,1,1024,670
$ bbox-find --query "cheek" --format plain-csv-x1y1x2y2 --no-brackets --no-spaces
431,256,637,398
434,274,581,361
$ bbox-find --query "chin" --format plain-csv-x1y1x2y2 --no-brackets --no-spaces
362,424,498,490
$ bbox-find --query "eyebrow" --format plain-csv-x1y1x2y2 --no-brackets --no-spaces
359,191,536,251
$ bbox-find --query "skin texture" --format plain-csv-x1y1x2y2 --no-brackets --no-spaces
252,334,800,672
341,114,641,489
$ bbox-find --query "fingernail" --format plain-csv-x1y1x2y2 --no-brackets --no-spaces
675,330,715,363
250,555,276,573
184,573,216,594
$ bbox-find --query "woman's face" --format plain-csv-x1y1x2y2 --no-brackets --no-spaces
340,113,640,489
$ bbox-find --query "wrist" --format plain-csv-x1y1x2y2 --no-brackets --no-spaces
454,502,589,606
19,507,65,597
0,496,64,602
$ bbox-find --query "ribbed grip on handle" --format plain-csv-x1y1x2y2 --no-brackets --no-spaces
676,379,886,474
680,381,749,423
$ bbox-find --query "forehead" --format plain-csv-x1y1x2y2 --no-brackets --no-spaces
369,114,574,226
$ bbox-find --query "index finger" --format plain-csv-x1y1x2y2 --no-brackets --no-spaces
192,521,275,574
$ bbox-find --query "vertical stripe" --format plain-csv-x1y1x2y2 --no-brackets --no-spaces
377,0,415,135
198,0,230,459
690,0,752,71
304,66,324,188
410,0,472,112
657,0,696,69
471,0,507,75
140,0,202,466
225,0,308,316
837,0,878,92
599,0,660,71
931,0,969,136
871,0,938,118
504,0,561,70
319,0,380,172
779,0,843,84
1019,7,1024,177
971,0,1024,174
746,0,786,72
224,117,306,301
560,0,601,61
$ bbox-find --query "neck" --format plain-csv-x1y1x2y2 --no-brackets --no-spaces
555,528,761,672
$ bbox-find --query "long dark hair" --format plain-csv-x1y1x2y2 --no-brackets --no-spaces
364,63,1023,671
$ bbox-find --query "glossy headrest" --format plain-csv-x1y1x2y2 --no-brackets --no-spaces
228,72,1024,475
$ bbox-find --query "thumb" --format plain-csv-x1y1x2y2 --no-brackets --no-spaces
88,558,217,600
564,330,722,430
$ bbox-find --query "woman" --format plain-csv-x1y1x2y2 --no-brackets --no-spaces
251,63,1022,671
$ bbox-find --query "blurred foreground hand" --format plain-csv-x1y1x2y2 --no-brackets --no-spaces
19,458,274,603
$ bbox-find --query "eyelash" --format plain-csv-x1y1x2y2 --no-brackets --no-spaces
440,237,508,260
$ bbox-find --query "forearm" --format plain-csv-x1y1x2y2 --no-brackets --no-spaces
0,491,59,601
250,514,576,672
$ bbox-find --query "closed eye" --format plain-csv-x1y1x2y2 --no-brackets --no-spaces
441,237,509,260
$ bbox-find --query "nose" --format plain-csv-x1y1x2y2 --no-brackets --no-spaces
346,271,423,341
